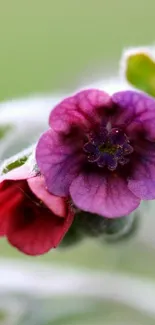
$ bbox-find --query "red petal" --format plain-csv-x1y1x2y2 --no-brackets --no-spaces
0,180,25,235
0,177,74,255
7,203,74,256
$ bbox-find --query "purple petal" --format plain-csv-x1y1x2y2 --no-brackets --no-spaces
112,91,155,141
49,89,112,134
70,172,140,218
36,129,85,196
128,179,155,200
128,141,155,199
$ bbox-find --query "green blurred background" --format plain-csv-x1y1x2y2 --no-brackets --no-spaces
1,2,155,323
0,0,155,101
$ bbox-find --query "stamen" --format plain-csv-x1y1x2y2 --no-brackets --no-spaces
84,127,133,171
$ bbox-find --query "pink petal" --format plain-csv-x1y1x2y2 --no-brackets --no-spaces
28,176,67,217
112,91,155,141
70,172,140,218
36,129,84,196
49,89,112,134
0,164,35,182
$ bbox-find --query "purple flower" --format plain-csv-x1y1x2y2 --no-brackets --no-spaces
36,89,155,218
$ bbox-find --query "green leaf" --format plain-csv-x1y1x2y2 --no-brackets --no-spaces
0,146,34,175
125,52,155,96
0,124,13,139
2,156,28,174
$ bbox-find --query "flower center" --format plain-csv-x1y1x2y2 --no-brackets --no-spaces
83,127,133,171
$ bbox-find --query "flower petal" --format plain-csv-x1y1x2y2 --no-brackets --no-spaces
28,176,67,217
36,129,85,196
49,89,112,134
128,141,155,199
128,179,155,200
7,202,74,256
0,179,28,235
70,172,140,218
0,164,35,182
112,91,155,140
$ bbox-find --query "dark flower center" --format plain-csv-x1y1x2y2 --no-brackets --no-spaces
83,127,133,171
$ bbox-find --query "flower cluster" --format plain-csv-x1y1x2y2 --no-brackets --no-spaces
0,164,74,255
1,88,155,255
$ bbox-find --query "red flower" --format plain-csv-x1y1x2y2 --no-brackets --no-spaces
0,165,74,255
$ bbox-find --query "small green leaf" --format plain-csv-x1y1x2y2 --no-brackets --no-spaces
2,156,28,174
0,124,13,139
126,52,155,96
0,146,34,175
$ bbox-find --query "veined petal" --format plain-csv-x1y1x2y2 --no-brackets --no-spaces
70,172,140,218
112,91,155,141
128,141,155,199
36,129,85,196
49,89,112,134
